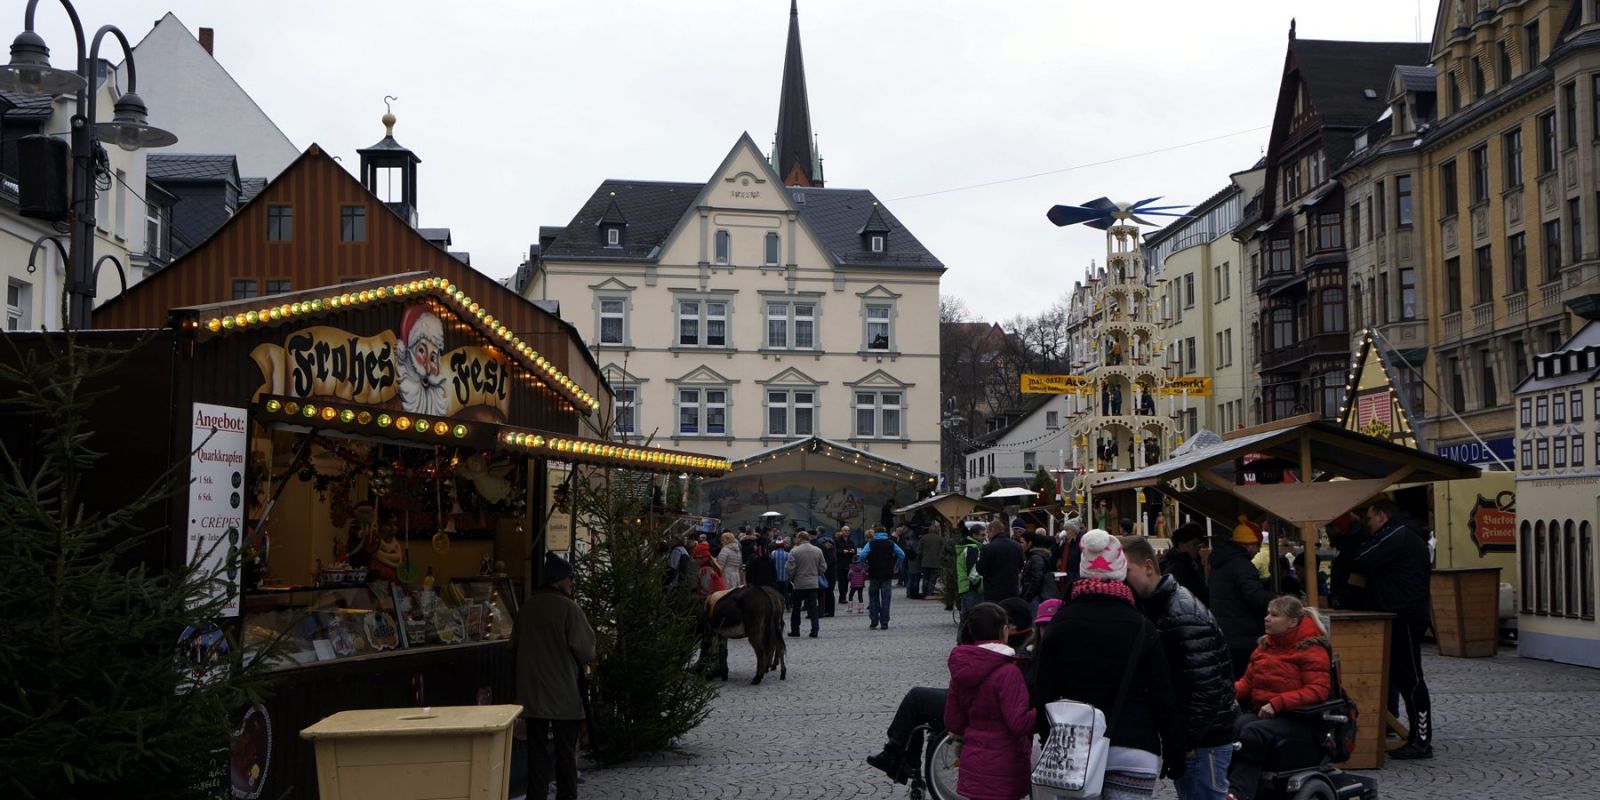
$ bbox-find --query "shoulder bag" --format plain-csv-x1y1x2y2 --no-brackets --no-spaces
1030,624,1149,799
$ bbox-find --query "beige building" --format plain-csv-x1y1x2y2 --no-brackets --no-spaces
1144,166,1264,439
521,133,944,473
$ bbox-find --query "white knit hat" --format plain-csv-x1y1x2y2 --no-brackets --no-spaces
1078,529,1127,581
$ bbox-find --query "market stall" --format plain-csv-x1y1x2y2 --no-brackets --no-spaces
1094,415,1479,769
6,272,728,799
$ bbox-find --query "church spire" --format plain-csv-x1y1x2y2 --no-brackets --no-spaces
773,0,823,187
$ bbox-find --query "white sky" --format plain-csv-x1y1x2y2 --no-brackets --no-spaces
29,1,1435,322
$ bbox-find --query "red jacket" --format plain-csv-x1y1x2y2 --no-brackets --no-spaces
1234,615,1331,713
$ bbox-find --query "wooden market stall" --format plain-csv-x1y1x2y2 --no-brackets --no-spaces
2,272,728,799
1094,415,1480,769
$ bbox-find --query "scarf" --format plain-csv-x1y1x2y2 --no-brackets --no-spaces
1071,577,1135,606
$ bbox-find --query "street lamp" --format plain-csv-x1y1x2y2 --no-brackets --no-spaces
0,0,176,330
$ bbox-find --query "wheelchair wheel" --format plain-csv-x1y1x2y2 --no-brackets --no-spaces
923,733,966,800
1288,776,1338,800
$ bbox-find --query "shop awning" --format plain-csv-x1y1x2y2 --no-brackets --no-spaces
892,492,995,519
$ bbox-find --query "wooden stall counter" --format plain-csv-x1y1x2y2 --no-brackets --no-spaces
1430,567,1502,658
1324,609,1394,770
302,704,521,800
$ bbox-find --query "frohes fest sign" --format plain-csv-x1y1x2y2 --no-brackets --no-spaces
249,304,511,419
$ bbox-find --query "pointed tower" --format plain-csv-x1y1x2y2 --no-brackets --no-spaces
772,0,823,187
358,104,421,227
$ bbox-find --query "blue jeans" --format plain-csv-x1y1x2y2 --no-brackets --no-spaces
1175,743,1232,800
868,578,893,626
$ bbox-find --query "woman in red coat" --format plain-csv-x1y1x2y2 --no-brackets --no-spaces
943,602,1036,800
1228,596,1332,800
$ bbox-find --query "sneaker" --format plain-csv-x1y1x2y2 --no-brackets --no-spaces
870,622,879,629
1388,741,1434,760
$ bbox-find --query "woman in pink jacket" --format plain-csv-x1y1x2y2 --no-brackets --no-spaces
943,602,1036,800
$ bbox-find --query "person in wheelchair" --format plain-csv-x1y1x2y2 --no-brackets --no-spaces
1228,596,1331,800
866,598,1038,784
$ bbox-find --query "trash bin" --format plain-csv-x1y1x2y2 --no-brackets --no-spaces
1430,567,1501,657
301,704,521,800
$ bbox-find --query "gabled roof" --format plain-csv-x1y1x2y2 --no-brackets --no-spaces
239,177,267,206
969,394,1057,448
722,436,936,485
1393,64,1436,93
598,194,628,226
147,154,240,184
1290,39,1430,129
857,203,891,235
1513,320,1600,394
541,178,943,271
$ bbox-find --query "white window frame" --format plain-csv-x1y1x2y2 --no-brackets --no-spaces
146,201,164,260
870,234,885,253
598,297,627,346
676,386,728,436
614,386,638,435
606,226,621,246
854,390,903,439
1184,273,1196,308
764,299,817,350
865,303,893,352
766,388,816,438
714,229,731,265
1045,410,1060,430
1185,336,1197,373
6,279,30,331
764,231,780,265
676,299,729,348
1023,451,1037,472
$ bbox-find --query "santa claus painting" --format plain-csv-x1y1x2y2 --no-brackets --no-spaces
398,305,450,415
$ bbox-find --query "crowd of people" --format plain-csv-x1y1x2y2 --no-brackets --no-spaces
862,496,1436,800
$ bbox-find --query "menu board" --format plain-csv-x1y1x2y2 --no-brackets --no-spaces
187,403,247,617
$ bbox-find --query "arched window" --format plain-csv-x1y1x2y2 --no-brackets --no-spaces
1551,519,1565,616
1320,288,1347,334
1581,521,1594,620
1566,520,1579,617
1520,520,1534,612
1535,520,1547,614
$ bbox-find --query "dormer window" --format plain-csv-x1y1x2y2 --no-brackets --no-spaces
605,226,621,247
871,235,885,253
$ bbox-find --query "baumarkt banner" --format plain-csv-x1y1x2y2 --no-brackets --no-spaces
1159,377,1213,397
1021,374,1092,395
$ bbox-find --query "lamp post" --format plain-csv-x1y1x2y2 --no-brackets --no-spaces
0,0,176,330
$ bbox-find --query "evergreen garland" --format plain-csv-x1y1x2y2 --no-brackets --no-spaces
0,335,281,799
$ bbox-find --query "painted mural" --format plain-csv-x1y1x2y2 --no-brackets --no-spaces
700,469,919,536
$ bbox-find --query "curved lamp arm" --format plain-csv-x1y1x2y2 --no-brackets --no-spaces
25,233,70,274
87,24,135,92
91,253,126,297
21,0,87,65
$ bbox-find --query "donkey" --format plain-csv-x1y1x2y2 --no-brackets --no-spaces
704,585,788,685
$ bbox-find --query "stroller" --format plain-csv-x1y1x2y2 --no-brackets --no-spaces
1246,645,1378,800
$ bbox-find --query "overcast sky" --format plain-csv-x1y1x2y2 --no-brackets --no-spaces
32,1,1434,322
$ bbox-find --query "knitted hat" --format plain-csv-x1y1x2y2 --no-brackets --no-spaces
692,542,712,559
1011,518,1027,530
999,597,1033,633
541,552,573,587
1034,598,1063,626
1232,515,1263,546
1078,529,1127,581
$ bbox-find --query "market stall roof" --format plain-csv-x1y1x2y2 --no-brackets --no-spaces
893,492,995,519
724,436,937,486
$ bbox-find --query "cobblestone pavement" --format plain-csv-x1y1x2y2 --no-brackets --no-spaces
575,595,1600,799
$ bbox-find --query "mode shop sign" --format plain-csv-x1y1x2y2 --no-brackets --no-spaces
1435,437,1514,466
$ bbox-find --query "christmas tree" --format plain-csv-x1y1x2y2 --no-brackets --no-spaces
0,335,279,799
570,468,714,764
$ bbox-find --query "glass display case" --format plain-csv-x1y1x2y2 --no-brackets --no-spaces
241,578,514,671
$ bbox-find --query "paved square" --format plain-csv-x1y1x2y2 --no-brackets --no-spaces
578,595,1600,799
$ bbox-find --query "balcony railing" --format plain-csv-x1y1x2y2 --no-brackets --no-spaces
1260,333,1349,372
1471,301,1494,335
1443,312,1462,340
1506,291,1527,325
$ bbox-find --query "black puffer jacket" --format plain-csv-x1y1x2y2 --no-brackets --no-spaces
1020,547,1057,602
1208,540,1275,651
1140,575,1238,748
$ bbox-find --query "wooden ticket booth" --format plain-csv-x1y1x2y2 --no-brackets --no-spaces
1096,415,1480,769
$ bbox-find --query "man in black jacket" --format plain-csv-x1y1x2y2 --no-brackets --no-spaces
1124,536,1237,799
1355,499,1434,759
976,520,1025,602
1209,524,1275,679
1160,522,1209,601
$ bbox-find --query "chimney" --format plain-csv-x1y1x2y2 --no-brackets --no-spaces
198,27,214,55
